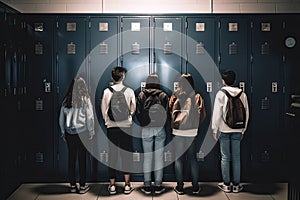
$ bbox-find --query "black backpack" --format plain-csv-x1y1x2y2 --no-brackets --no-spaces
221,89,246,129
140,91,166,127
108,86,129,121
171,92,200,130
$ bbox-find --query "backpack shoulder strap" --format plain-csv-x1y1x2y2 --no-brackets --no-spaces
108,86,115,93
221,89,231,98
121,86,127,93
236,90,243,98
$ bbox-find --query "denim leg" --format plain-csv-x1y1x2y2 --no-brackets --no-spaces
142,128,154,186
219,133,231,185
231,133,242,186
174,136,185,188
153,128,166,186
188,139,199,189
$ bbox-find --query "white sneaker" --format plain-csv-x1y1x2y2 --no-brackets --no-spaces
124,184,134,194
108,184,117,195
217,183,231,193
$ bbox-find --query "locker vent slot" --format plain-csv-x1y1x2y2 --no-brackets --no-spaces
99,22,108,32
229,42,238,55
131,42,140,54
196,42,205,54
34,23,44,32
35,152,44,163
261,97,270,110
196,22,205,32
261,42,270,55
164,150,172,162
100,43,108,54
66,23,76,32
67,42,76,54
35,43,43,55
260,150,270,162
164,42,172,54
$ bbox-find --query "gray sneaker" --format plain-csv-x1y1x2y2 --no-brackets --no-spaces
124,184,134,194
217,183,231,193
232,185,243,193
108,184,117,195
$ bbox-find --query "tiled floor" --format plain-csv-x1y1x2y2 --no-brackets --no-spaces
7,182,287,200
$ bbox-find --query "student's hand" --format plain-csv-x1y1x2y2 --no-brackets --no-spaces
212,132,218,141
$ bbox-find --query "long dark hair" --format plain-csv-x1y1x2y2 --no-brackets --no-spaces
178,73,195,95
62,77,90,108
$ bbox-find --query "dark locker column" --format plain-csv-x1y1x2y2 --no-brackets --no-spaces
250,16,285,181
186,16,219,181
24,15,56,181
153,16,183,181
121,17,151,180
89,16,119,181
283,15,300,198
218,16,251,181
56,16,90,179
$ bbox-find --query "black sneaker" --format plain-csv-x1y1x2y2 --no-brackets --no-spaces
232,184,243,193
124,184,134,194
192,186,201,194
141,186,151,194
108,184,117,195
154,185,165,194
174,186,184,195
79,185,90,194
70,185,77,193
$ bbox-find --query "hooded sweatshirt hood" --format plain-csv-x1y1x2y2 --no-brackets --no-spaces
221,86,243,97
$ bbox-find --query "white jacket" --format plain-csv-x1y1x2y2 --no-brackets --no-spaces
211,86,249,134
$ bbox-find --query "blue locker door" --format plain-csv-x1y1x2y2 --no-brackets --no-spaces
218,16,251,181
89,16,119,181
251,16,284,180
56,16,90,179
154,17,183,95
121,17,151,179
24,15,56,181
219,17,249,92
186,16,219,181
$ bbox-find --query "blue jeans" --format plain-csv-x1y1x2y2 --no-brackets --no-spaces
219,132,242,186
142,127,166,186
173,136,199,190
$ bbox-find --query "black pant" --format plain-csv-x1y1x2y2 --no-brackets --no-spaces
107,127,133,179
65,132,87,186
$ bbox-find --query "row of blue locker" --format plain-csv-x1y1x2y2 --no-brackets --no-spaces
1,13,299,183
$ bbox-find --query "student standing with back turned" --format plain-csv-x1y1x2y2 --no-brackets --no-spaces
59,77,95,194
212,69,249,193
101,66,136,195
136,74,169,195
169,73,206,195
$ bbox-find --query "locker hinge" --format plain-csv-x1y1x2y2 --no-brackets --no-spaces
218,21,221,29
250,55,253,63
282,55,286,63
88,55,91,63
250,21,253,29
218,54,221,64
56,20,59,29
283,86,286,94
250,86,253,93
88,21,91,29
282,21,286,29
185,21,188,29
120,21,123,29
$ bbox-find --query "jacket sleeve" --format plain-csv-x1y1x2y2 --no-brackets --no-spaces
168,94,177,116
136,92,147,123
101,89,110,124
58,105,65,137
211,91,224,134
196,93,206,123
86,98,95,137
